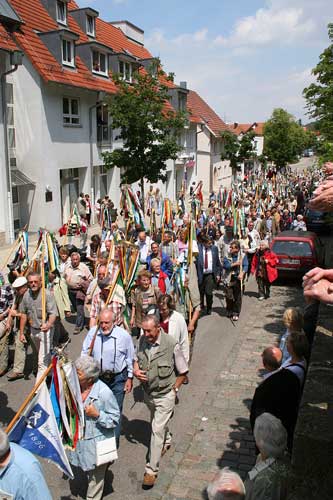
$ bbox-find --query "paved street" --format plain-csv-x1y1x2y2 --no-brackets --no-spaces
0,274,304,500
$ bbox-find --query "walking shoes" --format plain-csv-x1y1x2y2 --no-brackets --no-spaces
7,372,24,381
142,473,156,489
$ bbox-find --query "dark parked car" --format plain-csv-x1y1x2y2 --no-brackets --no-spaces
304,208,333,234
271,231,324,277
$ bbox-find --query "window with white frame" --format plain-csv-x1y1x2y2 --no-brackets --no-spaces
186,130,195,149
56,0,67,25
92,51,108,75
119,60,132,82
62,39,74,66
86,15,95,37
63,97,80,125
96,104,111,144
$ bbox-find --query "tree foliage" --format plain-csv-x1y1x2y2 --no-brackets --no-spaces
220,129,256,170
263,108,309,168
303,24,333,141
102,69,185,196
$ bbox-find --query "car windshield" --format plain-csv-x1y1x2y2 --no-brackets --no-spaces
272,240,312,257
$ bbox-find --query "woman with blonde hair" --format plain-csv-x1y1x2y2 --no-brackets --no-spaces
280,307,304,363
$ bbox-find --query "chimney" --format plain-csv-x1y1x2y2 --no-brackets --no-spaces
234,122,238,129
180,81,187,89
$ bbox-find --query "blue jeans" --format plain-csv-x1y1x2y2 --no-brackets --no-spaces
102,369,127,444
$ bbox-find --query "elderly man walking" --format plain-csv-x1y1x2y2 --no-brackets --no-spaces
64,252,92,334
134,315,188,489
0,272,14,376
82,308,134,444
19,272,57,380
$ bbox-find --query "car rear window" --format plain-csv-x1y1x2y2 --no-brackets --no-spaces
272,240,313,257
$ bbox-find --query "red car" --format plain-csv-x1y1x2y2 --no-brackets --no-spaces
271,231,324,277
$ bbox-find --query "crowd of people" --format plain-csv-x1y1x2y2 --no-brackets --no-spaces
0,161,332,499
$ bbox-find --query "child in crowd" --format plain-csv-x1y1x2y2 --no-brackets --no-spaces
280,307,304,363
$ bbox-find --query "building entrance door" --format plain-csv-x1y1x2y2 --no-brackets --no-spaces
60,169,79,223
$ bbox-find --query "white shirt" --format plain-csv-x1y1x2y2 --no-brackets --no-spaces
136,236,152,264
203,247,213,274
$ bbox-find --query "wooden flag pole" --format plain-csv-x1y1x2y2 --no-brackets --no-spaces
0,235,20,272
41,244,46,324
6,363,53,434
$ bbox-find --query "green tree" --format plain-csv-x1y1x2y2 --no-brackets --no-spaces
303,24,333,141
263,108,308,169
102,69,185,207
220,129,256,171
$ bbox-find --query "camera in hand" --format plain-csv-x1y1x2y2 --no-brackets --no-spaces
100,370,116,384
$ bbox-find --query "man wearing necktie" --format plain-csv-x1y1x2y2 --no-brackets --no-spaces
196,236,221,315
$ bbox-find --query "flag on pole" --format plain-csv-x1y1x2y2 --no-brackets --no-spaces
8,382,74,479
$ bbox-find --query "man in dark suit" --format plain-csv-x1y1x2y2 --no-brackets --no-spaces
196,236,221,315
250,347,302,450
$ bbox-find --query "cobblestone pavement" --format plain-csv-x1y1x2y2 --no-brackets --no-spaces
155,281,304,500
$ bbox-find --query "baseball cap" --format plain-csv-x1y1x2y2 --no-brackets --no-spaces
12,276,28,288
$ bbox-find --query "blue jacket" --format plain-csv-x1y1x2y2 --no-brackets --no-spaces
223,252,248,277
68,379,120,471
147,251,173,278
196,244,221,285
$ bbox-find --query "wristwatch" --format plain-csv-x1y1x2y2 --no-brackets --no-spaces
173,386,179,393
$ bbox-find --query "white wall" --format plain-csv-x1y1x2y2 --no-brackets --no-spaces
196,126,211,198
213,157,232,190
254,135,264,156
0,53,10,242
13,56,121,231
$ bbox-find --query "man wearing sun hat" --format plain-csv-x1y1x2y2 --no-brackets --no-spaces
6,276,29,381
0,273,14,377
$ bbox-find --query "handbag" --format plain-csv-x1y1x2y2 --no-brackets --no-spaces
95,436,118,466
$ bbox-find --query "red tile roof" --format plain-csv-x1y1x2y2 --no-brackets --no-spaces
0,23,19,51
8,0,117,93
8,0,175,96
232,122,265,136
187,90,228,135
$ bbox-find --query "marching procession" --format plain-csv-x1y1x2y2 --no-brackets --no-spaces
0,159,329,499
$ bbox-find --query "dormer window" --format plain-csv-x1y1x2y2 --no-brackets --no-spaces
62,39,75,67
92,50,108,76
56,0,67,25
119,60,132,82
86,15,95,37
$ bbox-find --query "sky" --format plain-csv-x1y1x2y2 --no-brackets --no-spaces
81,0,333,124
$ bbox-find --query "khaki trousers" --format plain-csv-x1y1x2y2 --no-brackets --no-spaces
144,389,176,476
12,330,28,373
86,463,108,500
30,329,53,381
0,319,9,372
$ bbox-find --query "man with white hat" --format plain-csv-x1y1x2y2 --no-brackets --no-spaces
0,273,14,377
6,276,29,381
292,214,307,231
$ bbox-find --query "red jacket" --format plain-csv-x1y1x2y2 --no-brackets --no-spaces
154,270,168,294
251,249,279,283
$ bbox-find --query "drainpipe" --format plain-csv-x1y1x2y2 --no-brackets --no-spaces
1,63,19,244
89,91,106,225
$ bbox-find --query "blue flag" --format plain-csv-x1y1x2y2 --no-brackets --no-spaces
9,382,73,479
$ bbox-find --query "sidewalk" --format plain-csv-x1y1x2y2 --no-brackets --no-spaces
155,283,304,500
